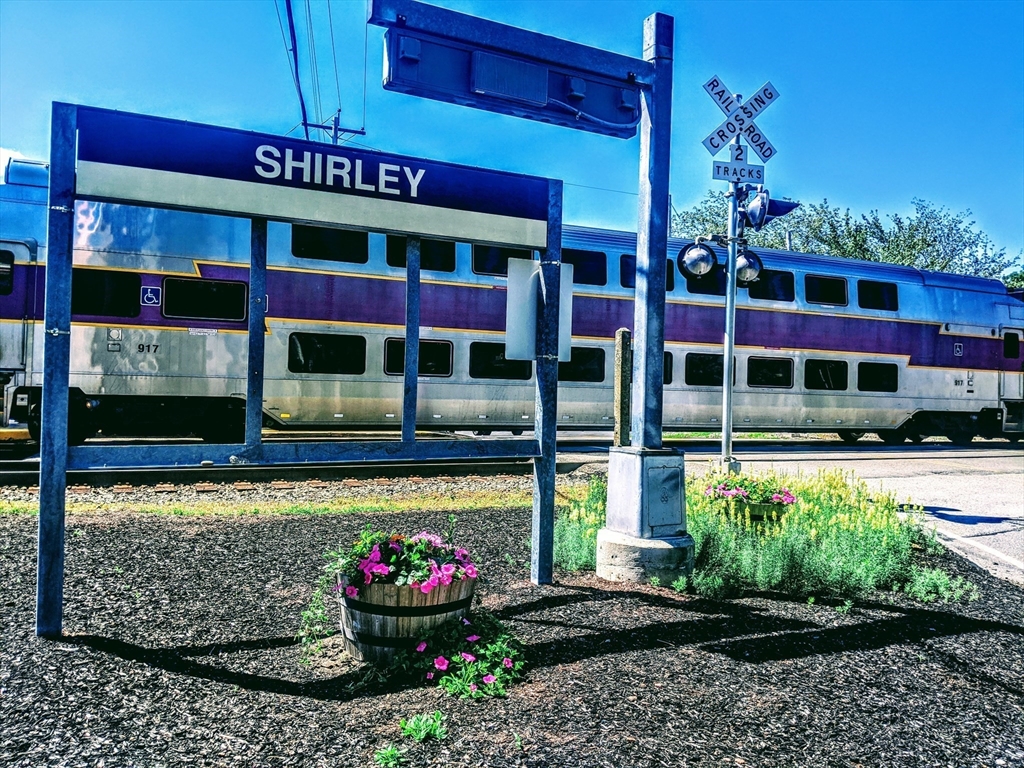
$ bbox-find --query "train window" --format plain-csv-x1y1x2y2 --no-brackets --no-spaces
857,362,899,393
748,357,794,388
472,244,532,276
1005,332,1021,359
805,275,848,306
71,268,141,318
469,342,532,380
558,347,605,382
386,236,456,273
562,249,607,286
292,224,369,264
805,359,848,391
162,277,247,322
747,269,795,302
384,338,454,377
684,268,727,297
619,254,675,291
858,280,899,311
288,333,366,375
663,351,674,385
685,353,726,386
0,250,13,296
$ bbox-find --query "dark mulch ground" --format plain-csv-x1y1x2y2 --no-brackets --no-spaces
1,507,1022,768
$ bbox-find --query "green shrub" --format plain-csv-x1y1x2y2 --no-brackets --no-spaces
399,711,447,742
553,475,607,572
904,567,980,603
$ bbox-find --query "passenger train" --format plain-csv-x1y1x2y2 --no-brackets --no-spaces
1,157,1022,446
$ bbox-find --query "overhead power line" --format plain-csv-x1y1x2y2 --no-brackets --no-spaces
283,0,310,140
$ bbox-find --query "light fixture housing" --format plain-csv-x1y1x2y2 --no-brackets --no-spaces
678,242,718,278
736,249,763,285
744,189,800,232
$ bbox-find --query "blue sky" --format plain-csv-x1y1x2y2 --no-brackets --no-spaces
1,0,1022,259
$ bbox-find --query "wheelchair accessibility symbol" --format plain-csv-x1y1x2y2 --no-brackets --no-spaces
953,343,963,357
141,286,162,306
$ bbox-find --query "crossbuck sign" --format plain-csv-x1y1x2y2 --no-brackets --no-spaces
701,76,778,183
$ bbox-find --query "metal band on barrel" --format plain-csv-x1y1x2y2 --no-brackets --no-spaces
343,594,473,617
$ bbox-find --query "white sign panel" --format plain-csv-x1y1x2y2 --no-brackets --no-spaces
703,76,739,115
505,259,573,362
712,161,764,183
701,81,780,161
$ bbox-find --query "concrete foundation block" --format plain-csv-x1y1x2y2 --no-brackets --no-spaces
596,528,695,583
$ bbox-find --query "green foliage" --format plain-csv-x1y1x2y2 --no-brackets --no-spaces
373,744,406,767
671,576,688,593
671,190,1018,279
392,609,525,699
836,599,853,614
553,475,607,572
648,576,661,587
904,567,980,603
399,711,447,742
1004,268,1024,289
686,468,977,603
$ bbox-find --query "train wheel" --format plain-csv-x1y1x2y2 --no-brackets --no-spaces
837,430,865,444
878,429,907,445
510,429,524,436
907,432,925,444
27,405,40,442
473,429,492,436
946,431,975,447
1008,435,1021,444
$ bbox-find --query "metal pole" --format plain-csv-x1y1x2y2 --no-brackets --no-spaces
720,96,742,473
631,13,673,450
531,179,562,585
245,218,267,451
37,102,77,637
402,236,421,443
613,328,632,447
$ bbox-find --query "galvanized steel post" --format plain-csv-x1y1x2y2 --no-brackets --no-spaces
613,328,632,447
402,237,421,443
37,102,77,637
631,13,673,450
531,179,562,585
245,218,268,450
720,104,742,473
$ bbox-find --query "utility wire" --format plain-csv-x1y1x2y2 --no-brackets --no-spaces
283,0,310,140
326,0,341,109
304,0,322,126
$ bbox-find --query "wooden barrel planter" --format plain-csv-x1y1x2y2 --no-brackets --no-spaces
729,500,789,523
337,577,477,664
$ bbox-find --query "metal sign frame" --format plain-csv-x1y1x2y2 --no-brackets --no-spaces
36,103,563,636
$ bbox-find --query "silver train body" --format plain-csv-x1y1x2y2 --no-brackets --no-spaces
2,158,1022,444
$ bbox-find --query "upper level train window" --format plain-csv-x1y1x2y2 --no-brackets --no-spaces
0,250,13,296
685,352,724,386
558,347,605,382
292,224,369,264
386,236,456,273
1005,332,1021,359
162,277,247,322
805,275,848,306
71,268,141,318
747,269,795,302
858,362,898,393
858,280,899,311
805,359,848,391
288,333,366,375
619,254,675,292
562,249,607,286
748,357,794,388
472,245,531,276
469,341,532,381
384,338,454,377
685,268,727,297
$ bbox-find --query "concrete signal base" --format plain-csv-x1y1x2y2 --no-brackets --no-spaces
596,446,696,583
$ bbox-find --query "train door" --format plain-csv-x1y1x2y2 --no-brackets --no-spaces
0,239,38,425
1000,327,1023,399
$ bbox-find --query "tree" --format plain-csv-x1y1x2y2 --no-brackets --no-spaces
671,191,1019,281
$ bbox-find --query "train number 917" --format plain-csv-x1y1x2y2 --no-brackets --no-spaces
137,344,160,353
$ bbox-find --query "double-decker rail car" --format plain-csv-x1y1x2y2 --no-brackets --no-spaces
1,157,1022,445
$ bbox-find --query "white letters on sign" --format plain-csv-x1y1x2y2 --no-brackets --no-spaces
701,77,780,162
254,145,427,198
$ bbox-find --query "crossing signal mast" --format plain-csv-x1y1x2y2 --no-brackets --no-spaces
681,76,800,472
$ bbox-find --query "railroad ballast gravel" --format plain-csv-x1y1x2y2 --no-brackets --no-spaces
1,490,1023,767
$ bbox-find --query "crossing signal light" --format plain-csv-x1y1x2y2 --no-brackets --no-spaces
744,189,799,231
678,242,718,278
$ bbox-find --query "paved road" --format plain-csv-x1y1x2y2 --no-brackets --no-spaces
561,441,1024,586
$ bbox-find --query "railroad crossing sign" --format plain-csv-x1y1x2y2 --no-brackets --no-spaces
701,76,779,164
712,144,764,183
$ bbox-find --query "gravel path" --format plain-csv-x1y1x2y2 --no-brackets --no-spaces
1,474,1023,767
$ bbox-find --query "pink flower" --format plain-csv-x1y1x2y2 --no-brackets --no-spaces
420,581,434,594
416,642,427,653
426,672,434,680
502,657,513,668
454,547,469,562
434,656,449,671
466,635,480,643
368,546,381,563
463,564,478,579
390,541,402,552
410,581,419,589
441,563,456,576
469,684,478,692
345,586,358,598
482,674,496,684
462,618,471,625
461,652,476,663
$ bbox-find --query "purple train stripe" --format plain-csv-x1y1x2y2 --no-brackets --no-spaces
1,263,1017,374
